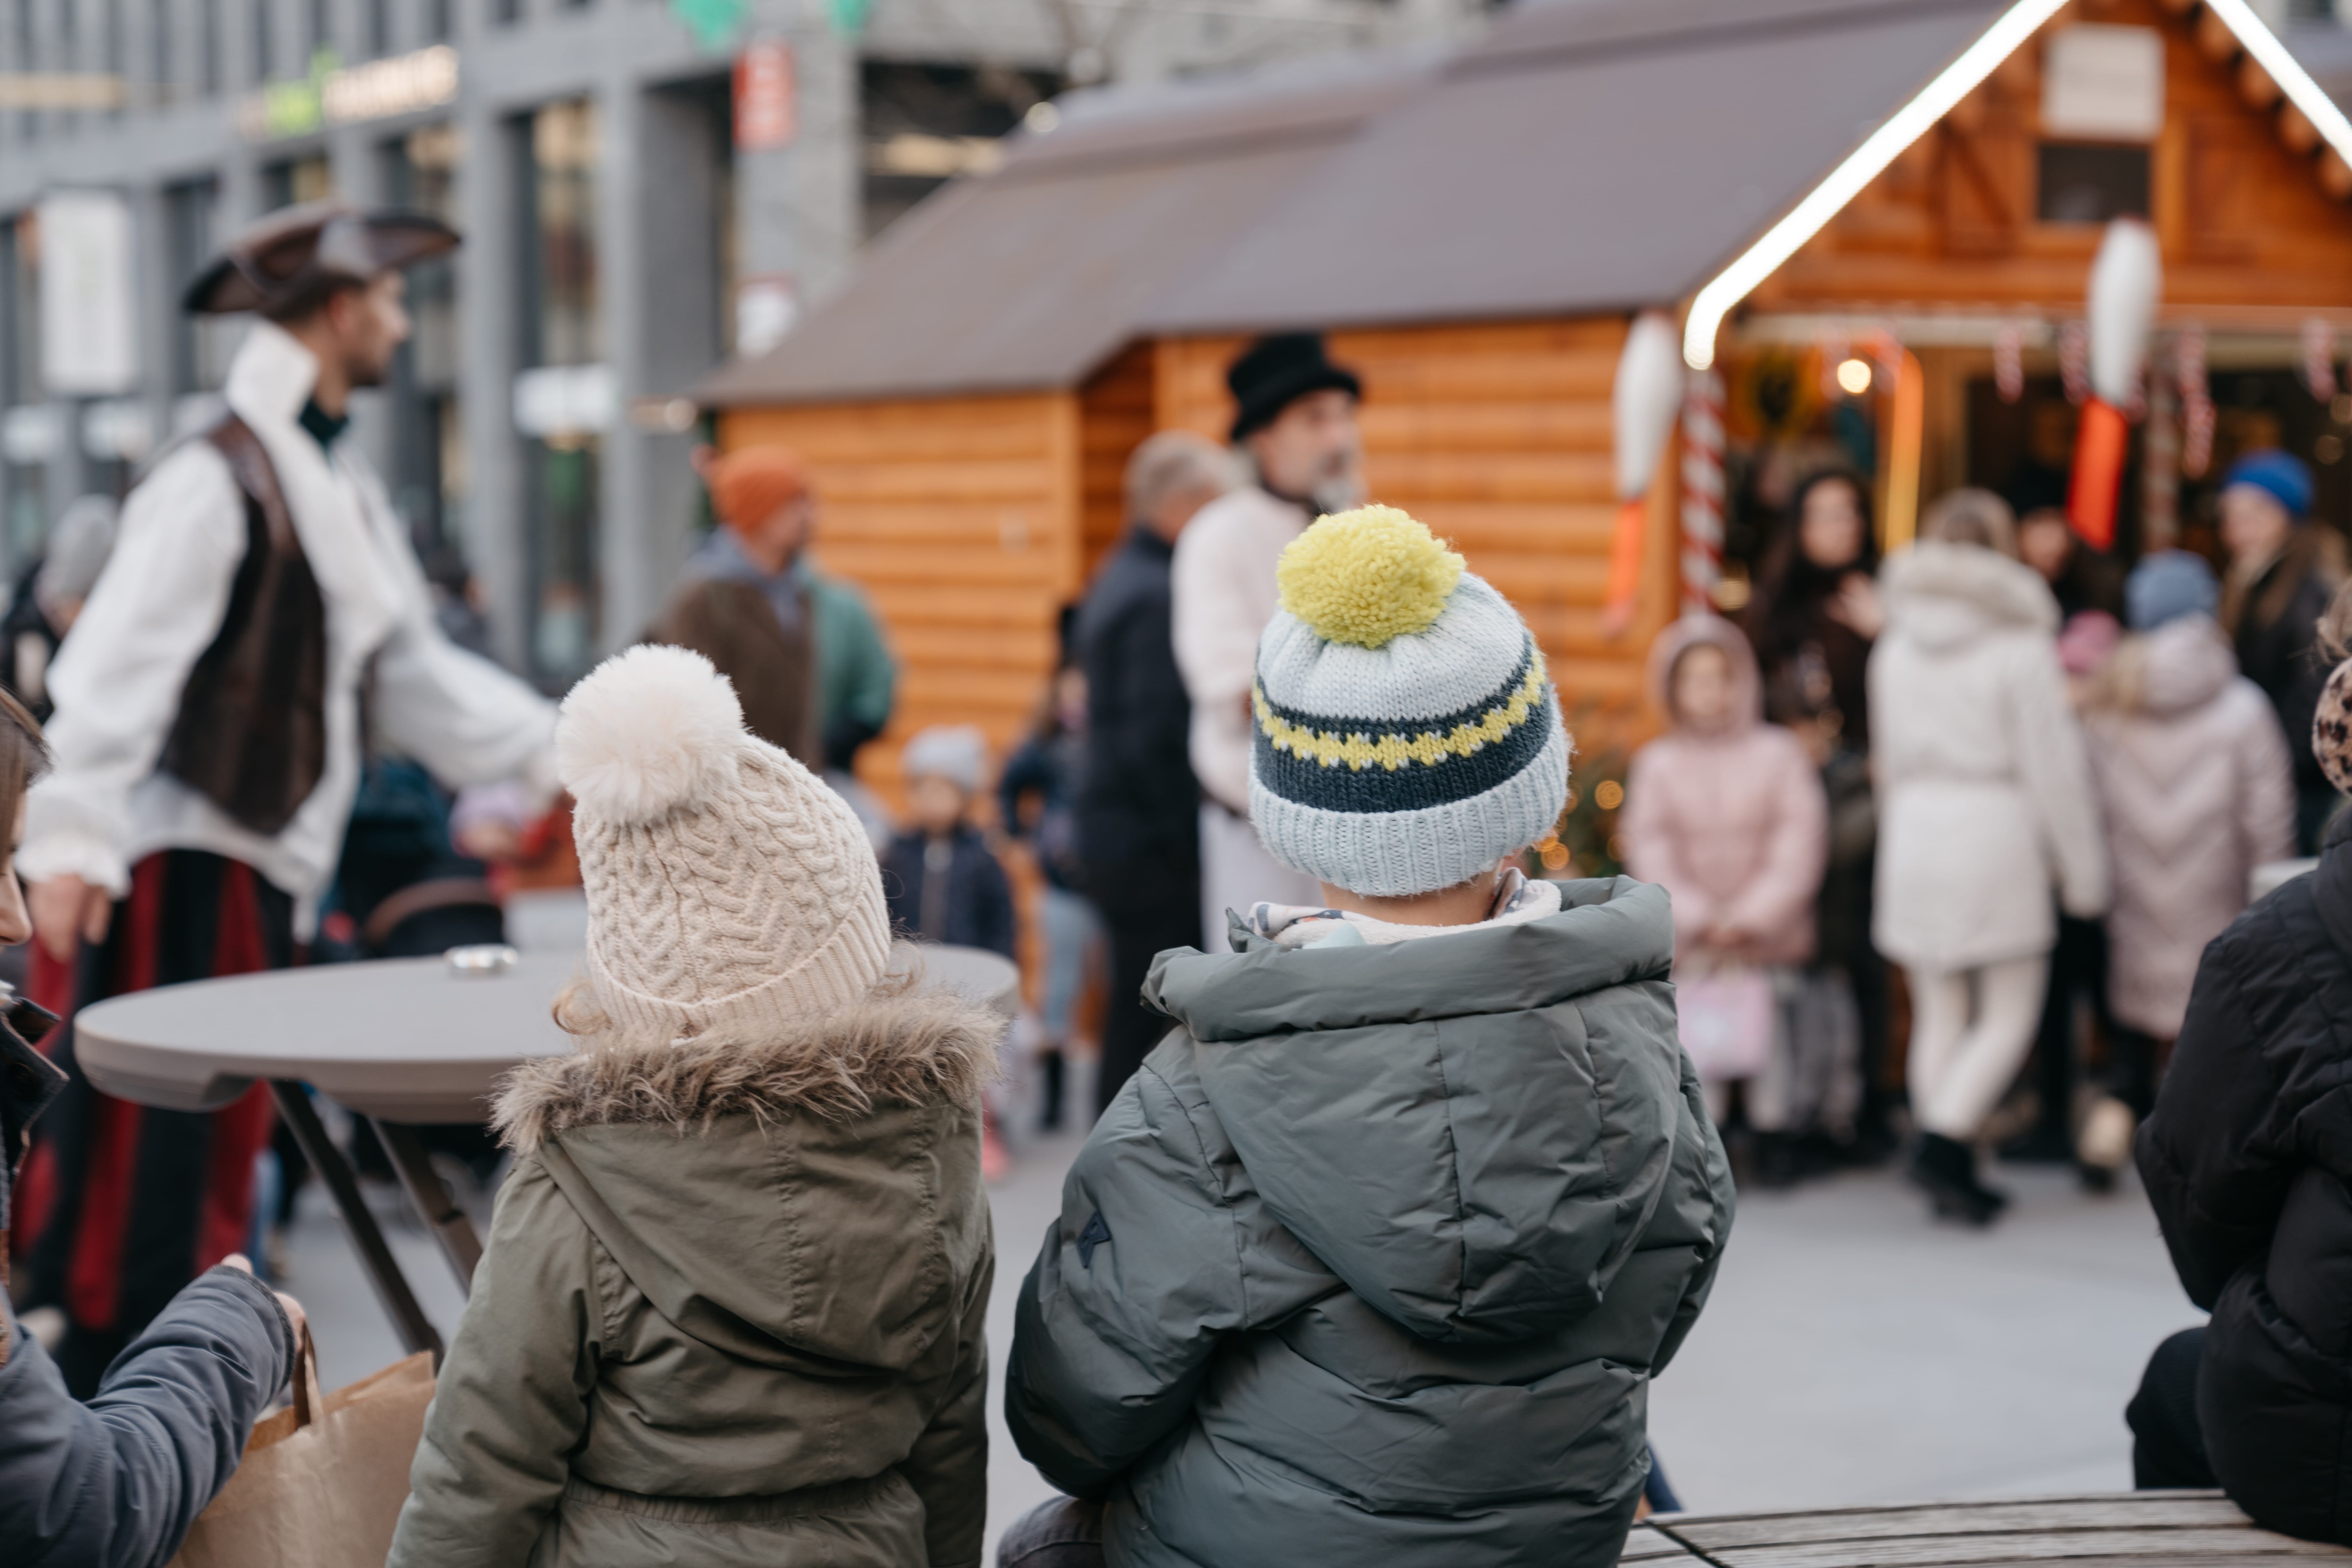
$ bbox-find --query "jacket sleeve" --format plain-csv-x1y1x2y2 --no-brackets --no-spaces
814,575,896,733
1006,1061,1248,1499
1717,735,1829,940
974,843,1019,961
388,1157,601,1568
17,445,246,895
2009,640,2109,919
0,1264,295,1568
900,1242,993,1568
2136,939,2291,1311
2236,688,2299,870
369,528,555,793
1170,510,1263,813
1618,746,1716,941
1082,577,1194,835
1651,1051,1738,1376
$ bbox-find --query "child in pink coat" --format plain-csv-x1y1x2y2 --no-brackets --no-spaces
1622,618,1831,1144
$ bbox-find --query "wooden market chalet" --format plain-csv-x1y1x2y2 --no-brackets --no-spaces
697,0,2352,779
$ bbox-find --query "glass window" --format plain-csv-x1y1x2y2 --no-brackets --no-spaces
1,217,45,570
522,99,602,686
384,125,463,554
261,153,334,209
2037,143,2150,225
165,179,231,396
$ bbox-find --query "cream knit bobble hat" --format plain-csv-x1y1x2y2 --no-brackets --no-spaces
556,644,892,1045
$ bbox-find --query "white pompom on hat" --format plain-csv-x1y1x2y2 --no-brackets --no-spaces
556,645,892,1045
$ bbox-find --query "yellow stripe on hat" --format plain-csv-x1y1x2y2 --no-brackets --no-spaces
1254,653,1549,772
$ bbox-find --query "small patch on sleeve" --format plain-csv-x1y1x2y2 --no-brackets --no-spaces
1076,1209,1112,1269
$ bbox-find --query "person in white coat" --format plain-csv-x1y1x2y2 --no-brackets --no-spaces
14,204,557,1390
1171,334,1362,948
2076,551,2294,1183
1870,491,2106,1226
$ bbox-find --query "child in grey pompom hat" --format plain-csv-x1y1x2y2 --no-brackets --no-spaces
1001,504,1732,1568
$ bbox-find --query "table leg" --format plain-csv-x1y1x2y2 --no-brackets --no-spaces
267,1081,444,1365
371,1118,482,1291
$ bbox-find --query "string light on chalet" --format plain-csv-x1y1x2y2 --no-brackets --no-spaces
2176,324,2215,479
1680,366,1727,617
2305,317,2340,404
1602,310,1683,638
1834,357,1873,397
1994,322,2026,405
2067,217,2161,552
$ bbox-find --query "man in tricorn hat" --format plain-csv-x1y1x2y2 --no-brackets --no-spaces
13,203,557,1391
1169,332,1363,952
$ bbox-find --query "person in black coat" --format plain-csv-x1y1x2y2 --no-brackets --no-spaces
1074,432,1237,1118
0,683,301,1567
880,724,1016,962
2219,451,2345,852
2128,644,2352,1541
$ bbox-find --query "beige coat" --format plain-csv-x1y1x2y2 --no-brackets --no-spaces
386,988,1000,1568
2085,615,2296,1038
1170,485,1309,812
1869,542,2108,972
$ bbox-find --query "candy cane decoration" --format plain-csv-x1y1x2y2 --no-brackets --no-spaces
1994,322,2025,405
2177,324,2214,479
1602,311,1684,635
2058,320,2090,407
2305,317,2339,404
1680,368,1726,617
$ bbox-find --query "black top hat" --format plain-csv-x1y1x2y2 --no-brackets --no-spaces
183,201,459,316
1227,333,1361,443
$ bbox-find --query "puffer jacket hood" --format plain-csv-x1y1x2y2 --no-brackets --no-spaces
1643,614,1763,734
1882,540,2059,651
2130,614,2236,718
1144,878,1676,1343
1009,874,1734,1568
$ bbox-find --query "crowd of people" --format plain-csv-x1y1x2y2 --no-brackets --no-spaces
8,195,2352,1568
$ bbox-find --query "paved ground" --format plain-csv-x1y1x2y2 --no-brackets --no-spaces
284,1129,2197,1556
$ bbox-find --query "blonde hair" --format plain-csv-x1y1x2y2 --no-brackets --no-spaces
1920,488,2018,558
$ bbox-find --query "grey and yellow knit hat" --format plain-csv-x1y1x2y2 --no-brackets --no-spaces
1249,505,1570,897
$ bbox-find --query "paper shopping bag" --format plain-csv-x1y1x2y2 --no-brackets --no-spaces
167,1331,434,1568
1674,967,1777,1084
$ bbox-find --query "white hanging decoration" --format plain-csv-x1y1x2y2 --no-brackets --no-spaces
2305,317,2339,404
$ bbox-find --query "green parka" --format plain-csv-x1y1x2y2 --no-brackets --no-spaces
386,988,1000,1568
1006,877,1733,1568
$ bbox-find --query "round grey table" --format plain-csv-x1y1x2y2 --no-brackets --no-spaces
72,943,1019,1361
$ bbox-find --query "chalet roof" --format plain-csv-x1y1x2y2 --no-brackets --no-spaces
694,52,1431,406
1148,0,2006,333
709,0,2352,404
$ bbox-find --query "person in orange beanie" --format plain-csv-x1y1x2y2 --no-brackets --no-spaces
647,446,896,774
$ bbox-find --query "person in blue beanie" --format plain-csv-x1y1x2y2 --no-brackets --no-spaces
2218,450,2344,850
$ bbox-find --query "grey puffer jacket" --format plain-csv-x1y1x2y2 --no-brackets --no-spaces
1006,877,1734,1568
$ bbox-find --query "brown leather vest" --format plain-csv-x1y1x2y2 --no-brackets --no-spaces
158,415,330,837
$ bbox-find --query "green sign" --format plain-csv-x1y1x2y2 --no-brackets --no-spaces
669,0,749,47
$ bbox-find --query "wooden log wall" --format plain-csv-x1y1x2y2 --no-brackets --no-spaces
1154,317,1679,757
718,393,1079,798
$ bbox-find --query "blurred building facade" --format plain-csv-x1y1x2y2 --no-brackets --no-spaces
0,0,1469,687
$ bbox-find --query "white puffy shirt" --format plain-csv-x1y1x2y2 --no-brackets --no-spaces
19,322,556,933
1169,485,1309,814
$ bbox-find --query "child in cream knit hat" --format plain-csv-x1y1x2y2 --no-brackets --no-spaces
1003,507,1733,1568
391,645,999,1568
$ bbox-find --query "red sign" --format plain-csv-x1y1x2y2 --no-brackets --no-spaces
735,39,795,151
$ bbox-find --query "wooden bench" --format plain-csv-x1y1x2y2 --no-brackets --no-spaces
1624,1493,2352,1568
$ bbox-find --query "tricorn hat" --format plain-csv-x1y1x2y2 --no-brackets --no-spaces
182,201,459,316
1227,332,1361,443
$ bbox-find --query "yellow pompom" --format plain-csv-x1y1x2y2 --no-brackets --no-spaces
1277,505,1465,648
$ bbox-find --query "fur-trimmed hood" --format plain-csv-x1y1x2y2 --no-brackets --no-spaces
495,984,1001,1153
484,984,1002,1375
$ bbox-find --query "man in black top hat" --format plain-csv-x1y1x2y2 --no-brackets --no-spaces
1169,332,1363,951
13,203,556,1391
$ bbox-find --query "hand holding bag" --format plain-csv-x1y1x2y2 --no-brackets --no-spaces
166,1330,434,1568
